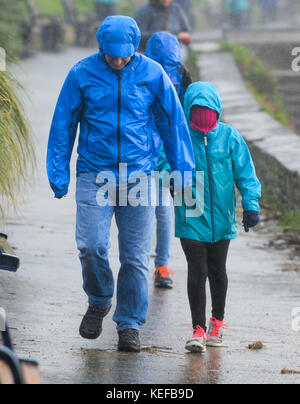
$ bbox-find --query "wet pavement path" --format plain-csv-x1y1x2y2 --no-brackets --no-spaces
1,48,300,384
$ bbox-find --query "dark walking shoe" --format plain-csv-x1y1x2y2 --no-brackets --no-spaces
79,305,111,340
154,266,174,289
118,329,141,352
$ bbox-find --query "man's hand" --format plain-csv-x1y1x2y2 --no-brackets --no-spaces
56,194,67,199
178,32,191,45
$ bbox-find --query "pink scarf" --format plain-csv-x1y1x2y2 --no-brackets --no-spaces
190,106,218,133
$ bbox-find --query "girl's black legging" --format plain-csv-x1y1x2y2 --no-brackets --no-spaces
180,238,230,330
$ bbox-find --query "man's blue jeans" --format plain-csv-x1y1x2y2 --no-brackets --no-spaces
155,184,173,268
76,172,155,332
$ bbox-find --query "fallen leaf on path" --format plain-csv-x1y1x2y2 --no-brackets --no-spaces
281,368,300,375
248,342,264,350
141,346,173,354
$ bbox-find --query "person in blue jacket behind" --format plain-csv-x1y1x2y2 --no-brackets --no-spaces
175,82,261,353
145,32,192,289
47,16,195,353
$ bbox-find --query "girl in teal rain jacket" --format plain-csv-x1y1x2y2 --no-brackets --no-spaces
176,81,261,353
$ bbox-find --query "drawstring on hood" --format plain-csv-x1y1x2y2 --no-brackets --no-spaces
96,16,141,58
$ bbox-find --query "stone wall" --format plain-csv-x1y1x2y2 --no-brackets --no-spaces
243,42,300,134
197,52,300,210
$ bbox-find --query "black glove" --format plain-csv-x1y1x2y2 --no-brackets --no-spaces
243,211,260,233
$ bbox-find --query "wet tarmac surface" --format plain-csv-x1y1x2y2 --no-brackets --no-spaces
1,48,300,384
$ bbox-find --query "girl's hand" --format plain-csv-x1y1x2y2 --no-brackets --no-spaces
243,211,260,233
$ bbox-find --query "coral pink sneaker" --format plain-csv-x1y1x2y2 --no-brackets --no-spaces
185,325,209,353
206,317,229,347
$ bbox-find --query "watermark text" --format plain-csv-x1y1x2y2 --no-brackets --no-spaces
93,165,204,218
291,47,300,72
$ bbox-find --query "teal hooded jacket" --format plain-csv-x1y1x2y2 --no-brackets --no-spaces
175,82,261,243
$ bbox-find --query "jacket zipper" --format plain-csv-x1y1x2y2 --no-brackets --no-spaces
158,101,171,133
204,136,216,243
117,71,122,166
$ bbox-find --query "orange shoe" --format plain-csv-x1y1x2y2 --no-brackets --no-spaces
154,266,174,289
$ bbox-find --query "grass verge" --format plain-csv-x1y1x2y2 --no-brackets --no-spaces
219,42,291,128
260,183,300,234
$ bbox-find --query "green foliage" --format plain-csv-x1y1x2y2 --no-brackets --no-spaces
35,0,64,14
35,0,145,16
0,71,36,218
0,0,28,59
75,0,94,13
118,0,144,16
220,42,290,128
248,85,290,128
220,42,276,94
35,0,96,14
260,183,300,232
280,211,300,231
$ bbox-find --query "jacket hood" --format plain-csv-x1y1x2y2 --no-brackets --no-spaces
184,82,222,128
96,16,141,58
145,32,181,77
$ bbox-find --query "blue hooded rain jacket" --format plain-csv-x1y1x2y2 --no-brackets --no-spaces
145,32,192,168
175,82,261,243
145,32,191,105
47,16,195,198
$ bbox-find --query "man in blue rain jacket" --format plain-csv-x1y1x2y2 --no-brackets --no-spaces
47,16,195,352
